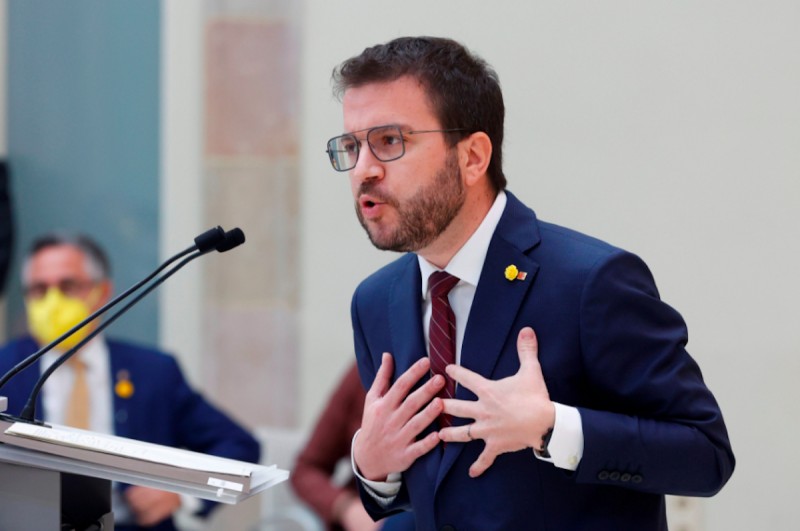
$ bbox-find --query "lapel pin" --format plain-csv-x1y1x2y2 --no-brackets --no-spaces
114,369,135,399
504,264,527,281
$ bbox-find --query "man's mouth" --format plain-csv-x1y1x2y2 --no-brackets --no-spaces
360,194,383,208
358,194,388,218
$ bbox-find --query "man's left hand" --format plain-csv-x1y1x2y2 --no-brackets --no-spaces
439,326,555,477
124,486,182,527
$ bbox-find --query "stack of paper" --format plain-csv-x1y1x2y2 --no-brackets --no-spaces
0,419,288,503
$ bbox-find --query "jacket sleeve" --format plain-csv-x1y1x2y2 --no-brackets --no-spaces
350,286,413,520
573,250,735,496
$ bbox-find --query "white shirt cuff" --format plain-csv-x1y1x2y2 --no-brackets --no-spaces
173,493,205,529
178,493,202,514
533,402,584,471
351,429,402,505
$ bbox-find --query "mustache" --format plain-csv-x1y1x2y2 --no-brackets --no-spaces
357,181,395,206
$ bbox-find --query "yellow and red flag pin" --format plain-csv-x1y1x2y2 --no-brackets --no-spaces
504,264,528,281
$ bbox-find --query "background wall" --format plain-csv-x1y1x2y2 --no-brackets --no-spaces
299,2,799,530
0,0,7,341
0,1,797,530
4,0,161,343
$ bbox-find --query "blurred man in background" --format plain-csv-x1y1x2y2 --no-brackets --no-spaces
0,232,260,531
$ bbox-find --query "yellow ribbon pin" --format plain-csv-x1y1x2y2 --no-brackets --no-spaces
114,370,135,399
504,264,528,281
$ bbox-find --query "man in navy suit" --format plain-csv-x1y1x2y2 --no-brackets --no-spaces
326,37,735,530
0,233,260,531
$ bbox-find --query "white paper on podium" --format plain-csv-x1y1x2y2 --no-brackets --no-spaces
6,422,253,476
1,421,289,503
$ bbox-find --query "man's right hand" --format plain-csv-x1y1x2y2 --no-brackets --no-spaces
354,353,445,481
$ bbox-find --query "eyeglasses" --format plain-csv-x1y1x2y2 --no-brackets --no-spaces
325,125,466,172
24,279,97,300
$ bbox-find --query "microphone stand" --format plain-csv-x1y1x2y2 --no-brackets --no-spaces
0,226,225,393
0,226,243,425
17,249,204,424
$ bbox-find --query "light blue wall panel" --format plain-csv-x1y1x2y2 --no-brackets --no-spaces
6,0,160,345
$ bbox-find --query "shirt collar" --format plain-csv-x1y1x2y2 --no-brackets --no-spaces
41,334,107,372
419,190,507,296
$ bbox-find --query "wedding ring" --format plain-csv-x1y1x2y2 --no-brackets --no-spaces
467,424,474,441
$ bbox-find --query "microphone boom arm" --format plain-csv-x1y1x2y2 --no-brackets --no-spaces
17,250,205,423
0,226,229,392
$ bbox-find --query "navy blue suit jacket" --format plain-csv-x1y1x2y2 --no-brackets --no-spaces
351,192,734,531
0,336,261,531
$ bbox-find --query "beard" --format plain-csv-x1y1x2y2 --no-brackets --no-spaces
355,150,465,252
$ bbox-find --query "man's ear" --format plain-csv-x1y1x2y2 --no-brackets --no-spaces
459,132,492,187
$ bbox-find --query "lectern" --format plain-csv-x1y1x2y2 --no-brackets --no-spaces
0,402,288,531
0,445,113,530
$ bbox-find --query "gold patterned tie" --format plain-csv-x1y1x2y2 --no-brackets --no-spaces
65,357,90,429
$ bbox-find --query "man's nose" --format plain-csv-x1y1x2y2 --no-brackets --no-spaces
350,144,385,183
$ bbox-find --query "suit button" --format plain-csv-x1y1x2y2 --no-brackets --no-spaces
598,470,609,481
440,526,456,531
621,473,632,482
609,471,620,481
632,474,643,483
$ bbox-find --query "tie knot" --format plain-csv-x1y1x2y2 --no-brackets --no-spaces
67,356,87,371
429,271,460,298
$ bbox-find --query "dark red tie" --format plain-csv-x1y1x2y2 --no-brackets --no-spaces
428,271,460,428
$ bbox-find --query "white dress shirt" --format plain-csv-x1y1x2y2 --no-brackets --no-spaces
41,337,112,433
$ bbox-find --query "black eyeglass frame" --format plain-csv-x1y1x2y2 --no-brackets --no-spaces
325,125,467,172
23,279,100,300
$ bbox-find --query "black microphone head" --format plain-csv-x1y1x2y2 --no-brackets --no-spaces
194,226,226,253
216,228,246,252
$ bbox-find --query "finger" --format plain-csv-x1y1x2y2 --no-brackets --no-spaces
440,397,479,419
406,431,441,462
444,363,486,394
383,356,432,406
469,449,498,478
365,352,394,401
399,374,445,421
402,395,444,436
516,326,539,367
439,422,475,443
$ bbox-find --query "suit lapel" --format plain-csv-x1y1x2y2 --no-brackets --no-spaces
108,345,132,439
461,240,538,391
387,257,427,378
436,192,542,485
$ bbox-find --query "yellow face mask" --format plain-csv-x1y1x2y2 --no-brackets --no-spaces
26,288,97,351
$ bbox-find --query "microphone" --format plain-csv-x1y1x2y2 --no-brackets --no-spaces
215,227,245,252
194,225,226,253
0,226,228,393
0,226,245,424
